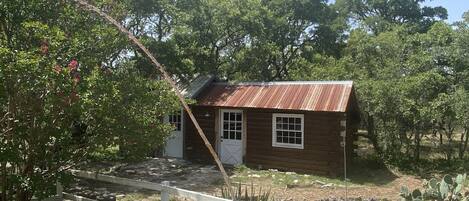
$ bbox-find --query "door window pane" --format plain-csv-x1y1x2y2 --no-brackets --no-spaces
168,113,182,131
222,111,243,140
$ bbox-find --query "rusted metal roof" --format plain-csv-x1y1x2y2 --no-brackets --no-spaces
196,81,354,112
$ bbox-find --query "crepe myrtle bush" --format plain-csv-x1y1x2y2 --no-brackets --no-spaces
0,21,179,200
400,174,469,201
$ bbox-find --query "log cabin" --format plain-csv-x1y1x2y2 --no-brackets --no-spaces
163,75,360,176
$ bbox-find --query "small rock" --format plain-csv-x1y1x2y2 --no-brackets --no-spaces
314,180,326,185
321,183,334,188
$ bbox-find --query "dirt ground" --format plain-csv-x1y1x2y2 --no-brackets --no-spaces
67,157,425,201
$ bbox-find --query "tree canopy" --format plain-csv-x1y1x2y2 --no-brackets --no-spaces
1,0,468,200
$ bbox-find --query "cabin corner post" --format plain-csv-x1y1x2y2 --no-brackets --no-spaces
340,113,347,176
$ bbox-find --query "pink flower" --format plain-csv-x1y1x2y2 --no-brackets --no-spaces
68,59,78,71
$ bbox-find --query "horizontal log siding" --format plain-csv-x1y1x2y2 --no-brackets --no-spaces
183,106,358,175
184,106,217,163
244,109,345,175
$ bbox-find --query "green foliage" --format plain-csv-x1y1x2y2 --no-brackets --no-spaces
400,174,469,201
0,1,179,200
0,0,468,200
336,0,448,34
221,182,275,201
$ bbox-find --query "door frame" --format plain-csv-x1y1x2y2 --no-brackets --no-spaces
218,109,245,165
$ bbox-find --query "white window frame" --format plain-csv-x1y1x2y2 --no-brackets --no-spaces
220,109,243,141
272,113,304,149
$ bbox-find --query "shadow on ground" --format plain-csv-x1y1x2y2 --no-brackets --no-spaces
347,157,398,186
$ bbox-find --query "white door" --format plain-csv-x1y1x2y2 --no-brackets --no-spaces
219,109,243,165
164,111,183,158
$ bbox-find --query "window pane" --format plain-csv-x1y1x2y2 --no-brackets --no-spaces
236,132,242,140
296,132,302,138
227,123,233,130
223,123,228,130
295,118,301,124
230,131,235,139
223,131,228,139
289,138,295,144
276,123,281,129
235,123,242,130
295,124,301,131
276,131,283,137
277,136,282,143
296,138,302,144
236,114,242,121
276,117,282,123
230,113,235,121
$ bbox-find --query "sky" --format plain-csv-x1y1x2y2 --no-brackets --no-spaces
421,0,469,23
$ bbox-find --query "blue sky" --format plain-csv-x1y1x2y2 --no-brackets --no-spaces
421,0,469,23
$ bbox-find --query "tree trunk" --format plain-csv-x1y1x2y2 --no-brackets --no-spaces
459,130,469,159
414,131,421,161
367,114,382,155
15,189,32,201
1,162,6,201
439,132,443,146
446,132,453,161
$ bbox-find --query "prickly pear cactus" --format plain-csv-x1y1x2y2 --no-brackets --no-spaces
400,174,468,201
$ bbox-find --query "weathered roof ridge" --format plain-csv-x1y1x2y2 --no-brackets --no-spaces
180,74,215,98
213,80,353,86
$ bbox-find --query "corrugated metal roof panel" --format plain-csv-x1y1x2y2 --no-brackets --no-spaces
197,81,354,112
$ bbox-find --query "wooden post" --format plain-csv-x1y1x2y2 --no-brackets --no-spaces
161,181,170,201
56,181,63,199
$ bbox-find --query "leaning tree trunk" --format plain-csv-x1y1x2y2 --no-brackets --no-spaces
73,1,233,197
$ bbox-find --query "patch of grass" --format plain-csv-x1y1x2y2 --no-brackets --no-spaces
230,165,351,188
118,192,183,201
118,192,160,201
89,145,123,162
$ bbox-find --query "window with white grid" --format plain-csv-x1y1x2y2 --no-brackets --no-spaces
222,111,242,140
168,114,182,131
272,114,304,149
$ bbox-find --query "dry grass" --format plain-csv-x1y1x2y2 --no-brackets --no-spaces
223,164,422,200
117,192,160,201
